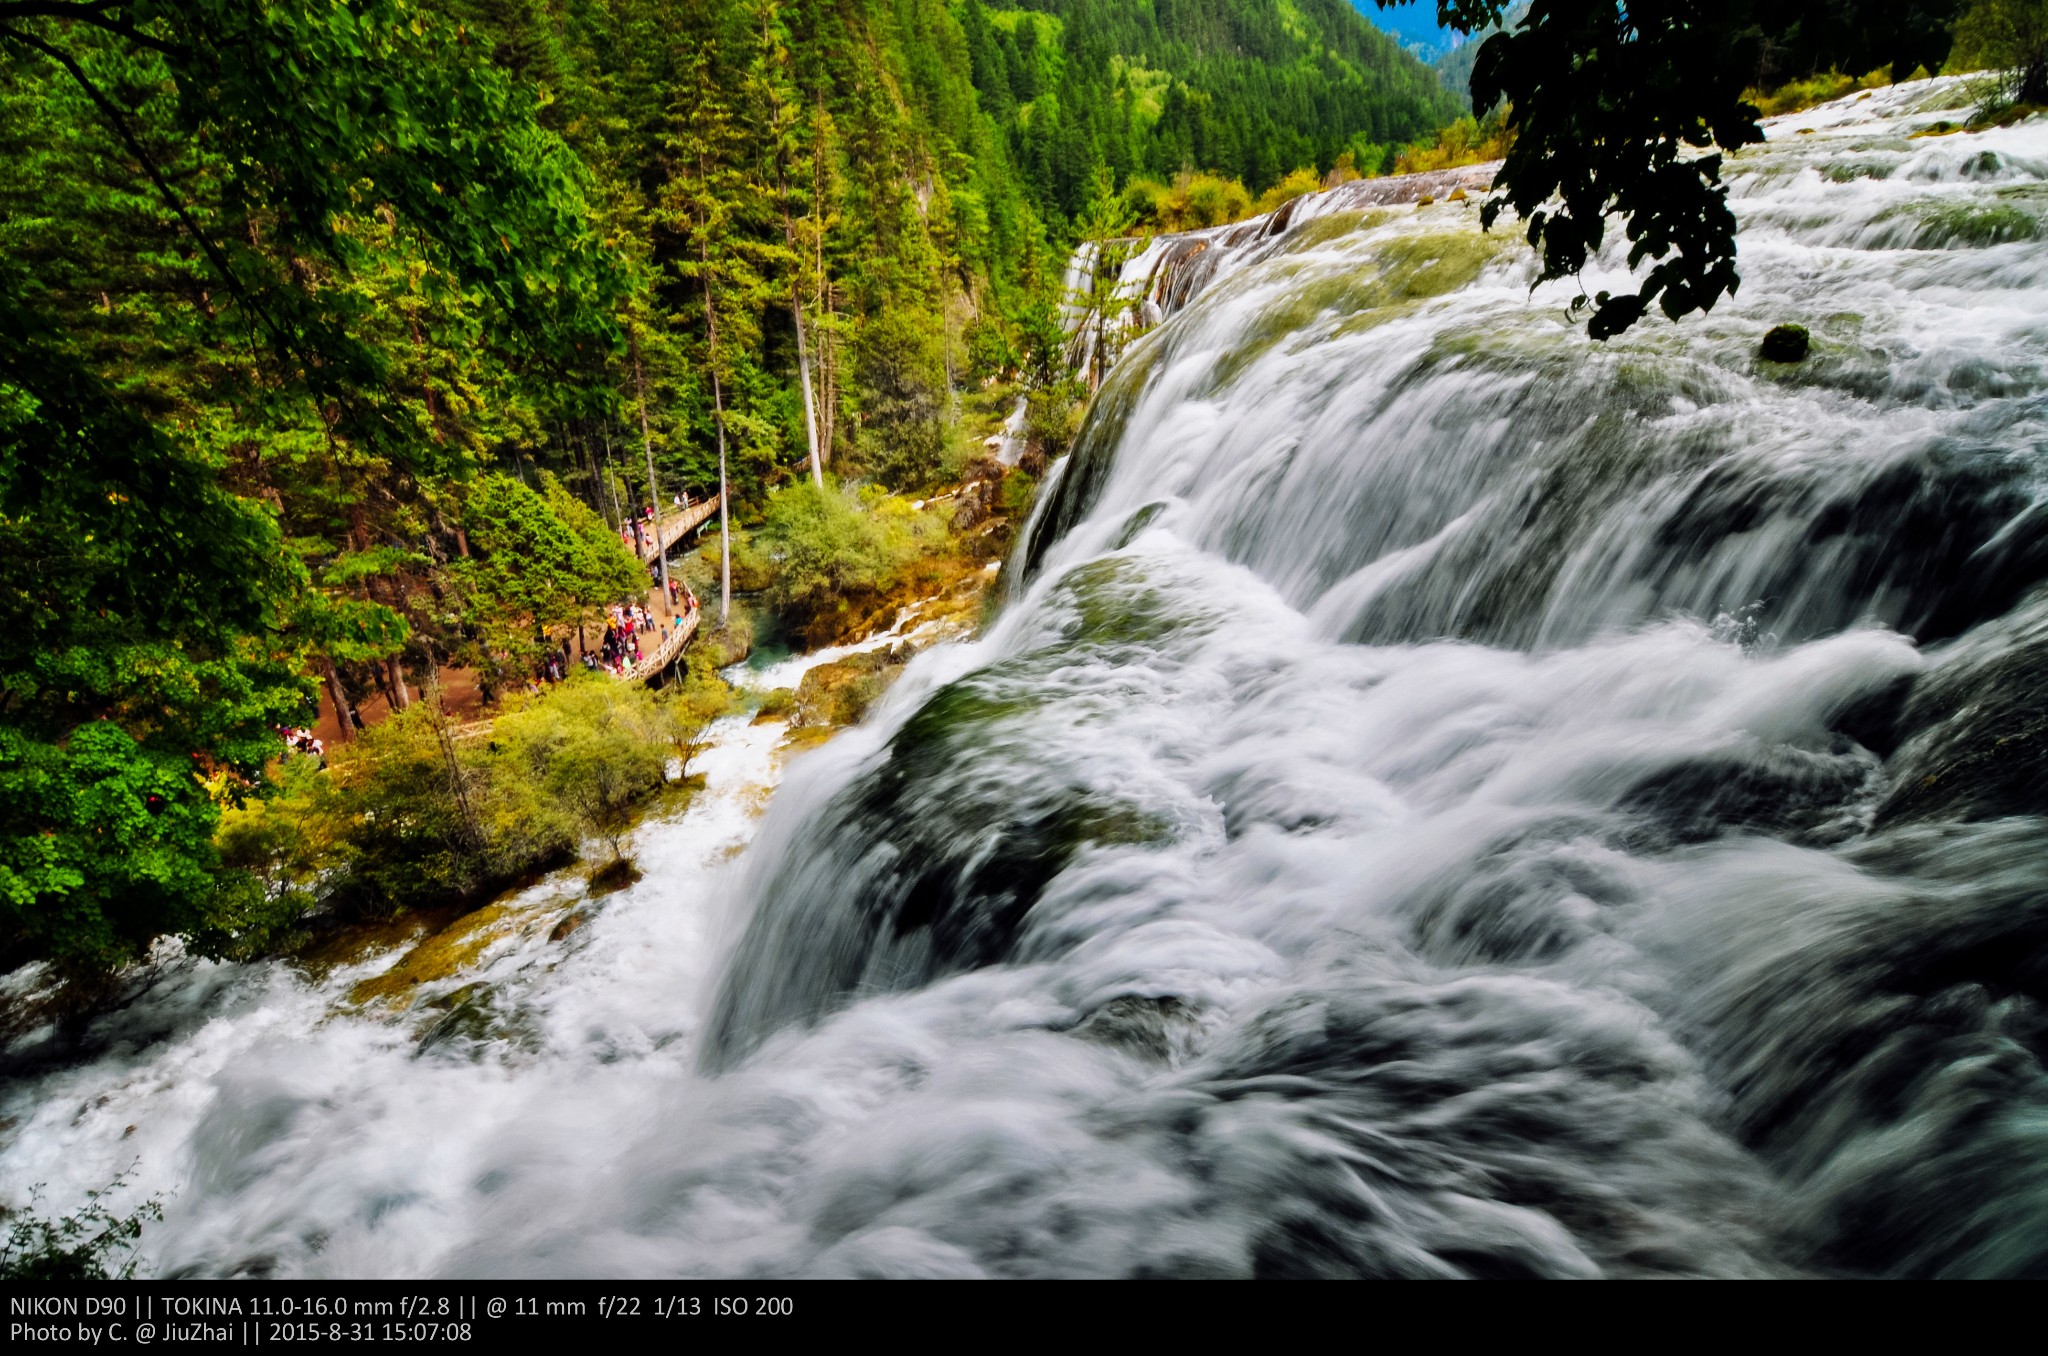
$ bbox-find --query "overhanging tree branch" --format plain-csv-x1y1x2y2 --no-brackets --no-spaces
0,2,182,55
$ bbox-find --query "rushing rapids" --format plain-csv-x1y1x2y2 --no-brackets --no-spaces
7,78,2048,1278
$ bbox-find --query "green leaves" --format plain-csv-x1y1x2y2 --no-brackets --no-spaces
0,0,643,977
452,470,641,669
1404,0,1963,337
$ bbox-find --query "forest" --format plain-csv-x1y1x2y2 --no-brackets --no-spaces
0,0,1468,981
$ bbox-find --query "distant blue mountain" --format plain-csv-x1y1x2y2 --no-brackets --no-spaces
1348,1,1464,62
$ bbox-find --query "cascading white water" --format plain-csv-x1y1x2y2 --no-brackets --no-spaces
6,77,2048,1278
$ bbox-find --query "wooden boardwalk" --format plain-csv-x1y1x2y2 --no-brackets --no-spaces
634,500,720,563
629,604,699,685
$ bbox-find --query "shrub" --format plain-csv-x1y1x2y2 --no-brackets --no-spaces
219,675,714,917
1024,384,1083,463
1255,167,1324,215
1745,68,1893,118
1392,110,1512,176
1001,468,1041,522
1,1176,161,1280
1949,0,2048,108
750,482,951,643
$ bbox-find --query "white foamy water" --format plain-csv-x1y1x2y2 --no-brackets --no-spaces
7,78,2048,1277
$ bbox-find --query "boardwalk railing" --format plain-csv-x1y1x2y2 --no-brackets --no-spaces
628,604,699,685
634,500,720,563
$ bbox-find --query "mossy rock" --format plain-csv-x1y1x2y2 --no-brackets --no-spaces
347,901,520,1007
752,687,796,722
1876,605,2048,828
779,724,840,754
792,650,904,728
694,617,754,668
1760,323,1810,363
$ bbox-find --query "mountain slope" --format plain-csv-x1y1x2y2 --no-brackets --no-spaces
963,0,1464,213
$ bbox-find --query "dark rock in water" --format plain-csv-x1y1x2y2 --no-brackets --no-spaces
951,477,995,530
417,983,497,1053
1831,673,1917,760
1796,444,2042,645
587,857,642,896
1406,815,1631,967
1760,323,1810,362
1067,994,1199,1063
1876,596,2048,827
702,674,1175,1070
1617,742,1879,849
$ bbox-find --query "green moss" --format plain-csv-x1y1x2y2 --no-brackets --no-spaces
1271,209,1382,254
1760,323,1811,363
1202,227,1506,389
792,651,903,728
1112,501,1169,550
1058,555,1200,651
346,901,520,1007
1880,198,2042,248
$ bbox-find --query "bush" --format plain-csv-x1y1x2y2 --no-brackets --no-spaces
489,680,676,863
1024,384,1083,463
219,675,720,917
1120,172,1258,232
1745,68,1893,117
1392,110,1512,175
753,482,953,645
1255,167,1324,215
696,529,774,593
1949,0,2048,108
1001,468,1040,522
1,1176,160,1280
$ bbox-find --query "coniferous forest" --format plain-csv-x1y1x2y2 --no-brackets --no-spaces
0,0,1457,979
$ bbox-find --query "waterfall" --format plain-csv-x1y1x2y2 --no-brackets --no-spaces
7,77,2048,1279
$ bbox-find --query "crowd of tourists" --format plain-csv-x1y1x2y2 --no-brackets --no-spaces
585,586,698,680
280,725,326,763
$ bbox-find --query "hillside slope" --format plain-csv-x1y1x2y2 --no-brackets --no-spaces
964,0,1463,214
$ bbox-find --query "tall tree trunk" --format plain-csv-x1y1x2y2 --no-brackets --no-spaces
582,432,615,530
819,291,837,464
629,325,670,600
700,240,733,626
421,658,481,849
716,373,731,625
781,165,824,489
810,110,836,467
387,655,410,711
794,295,823,489
322,657,355,744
